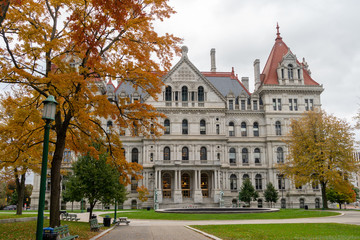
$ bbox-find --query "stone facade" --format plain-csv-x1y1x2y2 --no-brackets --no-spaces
32,27,325,210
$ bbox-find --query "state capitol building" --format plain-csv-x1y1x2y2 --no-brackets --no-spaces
32,26,324,210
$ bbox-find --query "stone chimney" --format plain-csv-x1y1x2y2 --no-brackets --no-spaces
254,59,260,90
241,77,249,91
210,48,216,72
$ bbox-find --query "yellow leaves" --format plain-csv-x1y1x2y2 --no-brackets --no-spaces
278,109,358,188
137,185,149,202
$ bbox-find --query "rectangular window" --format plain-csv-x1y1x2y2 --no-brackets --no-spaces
191,92,195,101
229,100,234,110
273,99,277,110
294,99,298,111
277,99,282,110
289,99,293,111
216,124,220,135
310,99,313,110
175,92,178,101
241,100,246,110
305,99,309,111
253,100,258,110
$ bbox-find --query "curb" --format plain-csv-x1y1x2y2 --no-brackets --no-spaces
185,225,222,240
89,225,117,240
0,216,48,224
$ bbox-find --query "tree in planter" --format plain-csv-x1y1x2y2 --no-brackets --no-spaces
238,178,259,207
264,182,279,208
62,150,127,221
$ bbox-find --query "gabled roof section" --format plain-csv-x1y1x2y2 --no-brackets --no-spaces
261,24,319,86
161,46,227,102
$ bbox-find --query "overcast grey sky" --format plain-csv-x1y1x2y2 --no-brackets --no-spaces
155,0,360,140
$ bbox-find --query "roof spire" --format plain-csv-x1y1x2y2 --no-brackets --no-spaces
276,22,282,41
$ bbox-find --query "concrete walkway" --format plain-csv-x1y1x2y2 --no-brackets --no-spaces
78,210,360,240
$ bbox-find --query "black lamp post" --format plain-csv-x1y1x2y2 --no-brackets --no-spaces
36,95,58,240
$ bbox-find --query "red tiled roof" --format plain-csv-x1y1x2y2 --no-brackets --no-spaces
261,25,319,86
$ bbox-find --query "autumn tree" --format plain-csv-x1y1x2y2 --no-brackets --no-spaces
278,110,358,209
326,184,356,209
238,178,259,207
0,0,180,227
0,90,43,215
63,149,127,221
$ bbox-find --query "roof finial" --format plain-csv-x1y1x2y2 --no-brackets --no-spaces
276,22,282,40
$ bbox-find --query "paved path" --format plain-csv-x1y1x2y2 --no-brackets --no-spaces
81,210,360,240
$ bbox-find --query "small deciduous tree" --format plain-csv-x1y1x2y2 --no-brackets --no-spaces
264,182,279,208
326,184,356,209
278,110,358,209
62,149,127,221
238,178,259,207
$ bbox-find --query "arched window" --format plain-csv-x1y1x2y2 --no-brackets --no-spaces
299,198,305,208
229,148,236,165
275,121,282,136
200,119,206,135
229,122,235,136
200,147,207,161
230,174,237,191
163,173,171,198
241,122,247,136
242,174,250,181
164,147,170,161
182,86,188,101
165,86,172,101
181,173,190,197
182,147,189,161
198,86,204,102
131,148,138,163
131,177,138,193
242,148,249,164
278,175,285,190
201,173,209,197
253,122,259,136
182,119,188,135
164,119,170,134
254,148,261,164
255,174,262,190
288,64,294,79
277,147,284,163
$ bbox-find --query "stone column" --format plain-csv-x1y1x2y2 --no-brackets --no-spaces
194,169,203,203
174,170,182,203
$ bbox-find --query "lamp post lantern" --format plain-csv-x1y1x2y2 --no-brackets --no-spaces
36,95,58,240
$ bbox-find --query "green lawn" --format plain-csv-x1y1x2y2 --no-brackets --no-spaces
0,214,38,219
0,219,100,240
192,223,360,240
101,209,340,220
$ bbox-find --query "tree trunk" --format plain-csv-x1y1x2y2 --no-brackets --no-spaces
14,169,26,215
339,204,342,209
49,131,67,227
0,0,10,27
320,181,328,209
88,201,96,222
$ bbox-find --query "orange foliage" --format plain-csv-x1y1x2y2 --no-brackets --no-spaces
0,0,181,226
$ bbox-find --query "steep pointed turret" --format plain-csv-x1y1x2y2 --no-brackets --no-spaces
261,24,319,86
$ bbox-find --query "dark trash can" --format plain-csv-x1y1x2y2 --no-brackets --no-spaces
91,214,97,219
103,216,111,227
87,207,90,212
147,207,151,211
43,227,58,240
304,205,308,210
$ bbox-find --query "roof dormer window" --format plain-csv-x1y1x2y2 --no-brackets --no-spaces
288,64,294,79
